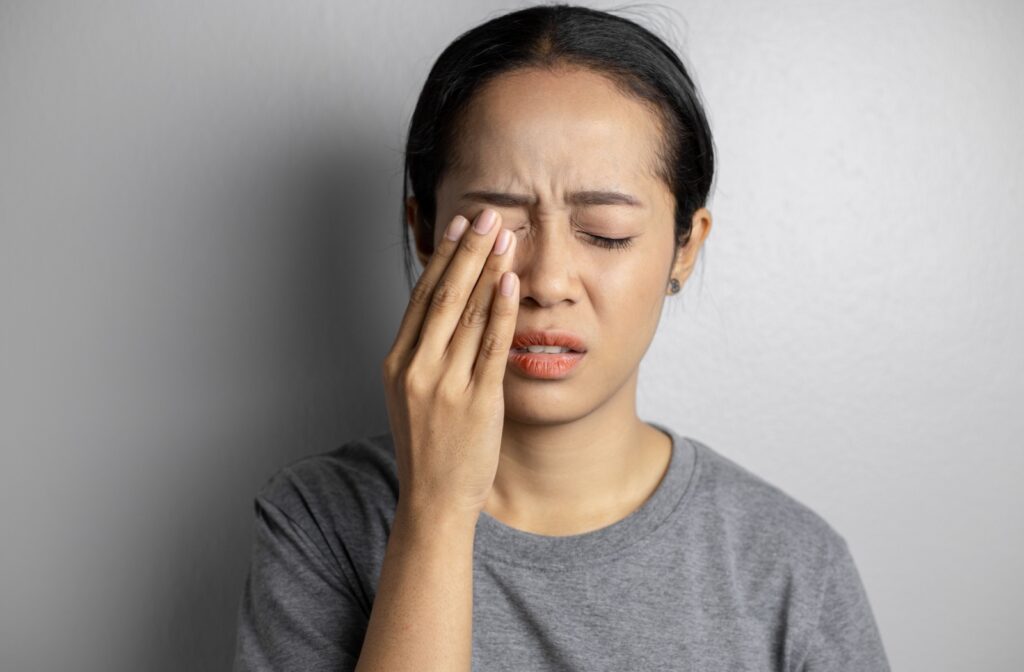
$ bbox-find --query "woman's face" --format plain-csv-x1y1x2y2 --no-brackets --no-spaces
410,65,710,422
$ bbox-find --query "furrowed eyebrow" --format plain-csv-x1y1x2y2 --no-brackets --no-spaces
460,190,643,208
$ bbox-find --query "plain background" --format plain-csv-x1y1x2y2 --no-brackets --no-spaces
2,1,1021,670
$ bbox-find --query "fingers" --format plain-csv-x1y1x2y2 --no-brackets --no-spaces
416,208,505,364
387,212,475,364
388,209,504,368
446,225,517,381
471,268,519,388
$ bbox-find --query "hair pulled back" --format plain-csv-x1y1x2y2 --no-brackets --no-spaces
402,3,715,289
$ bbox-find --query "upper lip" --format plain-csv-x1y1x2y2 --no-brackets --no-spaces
511,329,588,352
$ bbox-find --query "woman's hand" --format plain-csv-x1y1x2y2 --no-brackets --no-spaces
382,208,518,523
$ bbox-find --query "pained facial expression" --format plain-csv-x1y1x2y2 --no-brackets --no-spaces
425,66,686,422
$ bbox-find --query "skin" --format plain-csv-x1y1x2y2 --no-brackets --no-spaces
406,64,712,536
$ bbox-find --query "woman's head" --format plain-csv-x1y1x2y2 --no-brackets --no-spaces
403,4,714,281
402,3,714,421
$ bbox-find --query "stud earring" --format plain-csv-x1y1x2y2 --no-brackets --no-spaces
668,278,681,294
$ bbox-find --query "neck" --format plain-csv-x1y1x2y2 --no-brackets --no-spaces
484,370,672,535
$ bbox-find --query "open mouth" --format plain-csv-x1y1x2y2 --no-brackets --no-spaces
511,346,584,354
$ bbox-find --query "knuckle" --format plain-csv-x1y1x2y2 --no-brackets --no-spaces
400,367,430,397
436,375,468,404
460,235,487,255
381,355,398,381
434,240,457,260
491,294,518,318
408,279,434,308
479,330,508,358
430,280,462,310
459,299,491,330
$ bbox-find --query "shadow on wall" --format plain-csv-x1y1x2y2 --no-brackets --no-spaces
138,138,396,670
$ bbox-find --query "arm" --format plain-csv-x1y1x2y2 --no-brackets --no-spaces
232,492,368,671
354,503,478,672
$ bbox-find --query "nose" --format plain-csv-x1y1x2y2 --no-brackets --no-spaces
513,220,579,309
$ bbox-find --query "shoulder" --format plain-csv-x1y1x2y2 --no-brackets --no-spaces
684,436,847,571
256,430,395,504
684,437,887,667
253,429,400,541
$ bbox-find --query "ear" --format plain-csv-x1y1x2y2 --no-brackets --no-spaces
669,206,713,288
406,196,435,269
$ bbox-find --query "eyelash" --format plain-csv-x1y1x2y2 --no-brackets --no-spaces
587,234,635,250
508,227,634,251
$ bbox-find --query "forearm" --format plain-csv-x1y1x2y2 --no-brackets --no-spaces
354,503,478,672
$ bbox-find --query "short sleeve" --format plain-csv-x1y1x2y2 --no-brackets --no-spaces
797,536,891,672
232,490,369,671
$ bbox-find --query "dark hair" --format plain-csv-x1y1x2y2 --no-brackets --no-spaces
401,2,715,290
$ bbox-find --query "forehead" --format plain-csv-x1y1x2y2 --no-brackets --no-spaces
449,66,665,185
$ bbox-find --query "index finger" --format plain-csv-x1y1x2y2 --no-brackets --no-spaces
387,213,471,361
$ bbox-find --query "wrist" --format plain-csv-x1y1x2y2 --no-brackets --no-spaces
393,498,480,540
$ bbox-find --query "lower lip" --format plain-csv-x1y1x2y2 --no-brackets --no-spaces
507,350,586,379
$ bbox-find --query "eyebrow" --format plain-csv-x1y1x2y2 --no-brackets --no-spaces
460,189,643,208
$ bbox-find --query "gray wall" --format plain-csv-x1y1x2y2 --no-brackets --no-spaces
2,1,1021,670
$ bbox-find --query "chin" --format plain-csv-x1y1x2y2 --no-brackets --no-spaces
501,393,591,426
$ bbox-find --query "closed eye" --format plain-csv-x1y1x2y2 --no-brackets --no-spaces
508,225,635,251
587,233,635,250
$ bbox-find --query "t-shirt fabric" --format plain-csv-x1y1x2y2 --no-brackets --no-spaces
232,422,891,671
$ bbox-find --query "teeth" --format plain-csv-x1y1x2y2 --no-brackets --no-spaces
516,345,572,354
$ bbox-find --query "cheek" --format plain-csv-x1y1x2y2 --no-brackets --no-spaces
588,256,664,301
588,263,665,346
588,263,666,360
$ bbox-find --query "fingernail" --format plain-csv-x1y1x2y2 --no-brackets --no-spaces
445,216,469,241
493,229,512,255
500,272,517,296
473,208,498,234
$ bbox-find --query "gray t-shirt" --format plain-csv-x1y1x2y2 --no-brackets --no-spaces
232,422,890,671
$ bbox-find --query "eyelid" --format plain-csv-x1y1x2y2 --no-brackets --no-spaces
507,223,635,249
587,233,634,250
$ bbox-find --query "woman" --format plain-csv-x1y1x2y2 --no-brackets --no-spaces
233,4,890,671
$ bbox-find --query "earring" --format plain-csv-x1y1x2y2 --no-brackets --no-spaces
668,278,681,294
